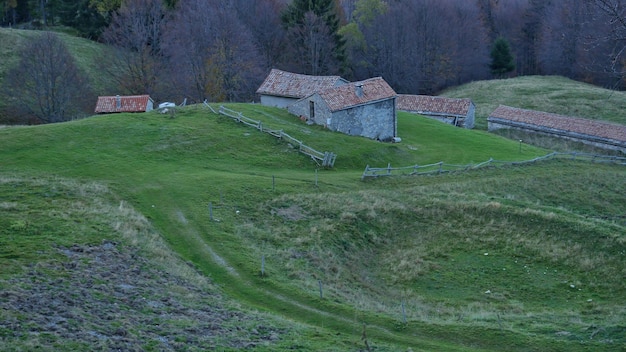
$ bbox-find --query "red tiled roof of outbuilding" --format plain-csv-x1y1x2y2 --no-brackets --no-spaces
396,95,472,116
95,95,152,113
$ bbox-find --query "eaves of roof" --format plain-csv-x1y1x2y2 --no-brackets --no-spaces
397,94,472,117
95,95,152,113
318,77,397,112
256,69,348,99
488,105,626,143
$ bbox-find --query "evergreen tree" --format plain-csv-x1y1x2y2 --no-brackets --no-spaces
57,0,108,39
281,0,346,75
490,36,515,78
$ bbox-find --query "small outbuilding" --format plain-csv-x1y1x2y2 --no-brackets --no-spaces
488,105,626,153
256,69,348,108
287,77,398,141
95,95,154,114
396,95,475,128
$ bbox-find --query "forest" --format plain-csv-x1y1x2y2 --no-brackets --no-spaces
1,0,626,124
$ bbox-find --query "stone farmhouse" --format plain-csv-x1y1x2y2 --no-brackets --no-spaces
256,69,398,141
255,69,348,108
287,77,398,141
396,94,475,129
488,105,626,153
95,95,154,114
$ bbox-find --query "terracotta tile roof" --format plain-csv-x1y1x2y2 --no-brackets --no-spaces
318,77,397,112
256,69,348,98
396,94,472,116
95,95,152,113
489,105,626,142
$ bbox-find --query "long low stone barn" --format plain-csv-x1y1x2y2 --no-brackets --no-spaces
396,94,475,129
488,105,626,153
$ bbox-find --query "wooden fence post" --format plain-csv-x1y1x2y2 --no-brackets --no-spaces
318,280,323,299
208,202,213,221
401,300,407,324
261,254,265,276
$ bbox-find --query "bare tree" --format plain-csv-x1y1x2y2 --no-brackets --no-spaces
234,0,288,72
539,3,586,79
281,0,347,75
2,31,92,124
584,0,626,88
284,11,338,75
161,0,263,102
161,0,218,102
208,4,264,101
514,0,547,75
355,0,488,94
102,0,166,98
440,1,491,86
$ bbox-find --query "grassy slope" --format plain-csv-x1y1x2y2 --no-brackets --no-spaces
0,28,116,119
1,98,624,351
0,27,116,90
0,176,324,351
441,75,626,129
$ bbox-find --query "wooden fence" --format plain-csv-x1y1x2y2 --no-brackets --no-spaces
211,105,337,168
361,152,626,180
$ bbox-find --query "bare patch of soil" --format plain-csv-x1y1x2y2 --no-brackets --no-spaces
0,240,287,350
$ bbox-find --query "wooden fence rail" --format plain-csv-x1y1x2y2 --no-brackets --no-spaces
362,152,626,180
216,105,336,168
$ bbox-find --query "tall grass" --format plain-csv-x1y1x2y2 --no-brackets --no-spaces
0,175,213,288
236,161,625,346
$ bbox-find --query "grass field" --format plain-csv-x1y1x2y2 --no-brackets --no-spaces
1,26,626,352
1,96,625,351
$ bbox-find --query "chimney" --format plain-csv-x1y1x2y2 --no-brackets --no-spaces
355,84,363,98
116,95,121,109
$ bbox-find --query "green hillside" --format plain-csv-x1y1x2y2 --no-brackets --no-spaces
0,27,116,91
1,98,624,351
0,28,117,123
442,75,626,130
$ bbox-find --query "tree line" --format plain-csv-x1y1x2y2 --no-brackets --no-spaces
1,0,625,124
